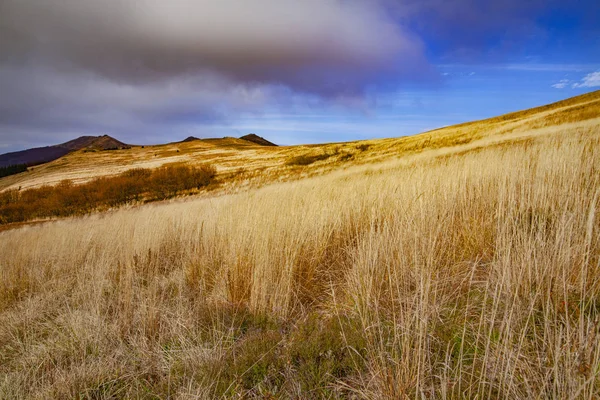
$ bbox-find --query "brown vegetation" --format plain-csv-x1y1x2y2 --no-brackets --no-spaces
0,164,216,224
286,151,335,166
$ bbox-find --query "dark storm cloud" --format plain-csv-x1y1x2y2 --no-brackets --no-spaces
0,0,425,92
1,0,595,151
0,64,290,146
0,0,432,151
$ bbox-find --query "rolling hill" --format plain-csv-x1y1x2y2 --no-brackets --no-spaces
0,91,599,398
0,135,129,168
0,90,598,193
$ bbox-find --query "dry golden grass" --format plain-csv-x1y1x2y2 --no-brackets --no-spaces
0,92,599,398
1,91,598,195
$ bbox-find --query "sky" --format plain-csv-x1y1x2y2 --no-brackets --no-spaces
0,0,599,152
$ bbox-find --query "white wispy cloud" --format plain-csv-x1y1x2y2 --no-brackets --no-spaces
551,79,571,89
572,71,600,88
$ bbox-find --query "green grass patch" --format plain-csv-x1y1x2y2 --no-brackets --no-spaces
202,311,367,398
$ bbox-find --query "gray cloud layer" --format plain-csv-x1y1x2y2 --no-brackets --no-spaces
1,0,423,91
1,0,590,150
0,0,430,150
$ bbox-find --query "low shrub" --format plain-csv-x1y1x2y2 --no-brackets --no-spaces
0,164,216,224
286,153,333,166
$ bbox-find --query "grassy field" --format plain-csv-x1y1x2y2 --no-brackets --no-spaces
0,92,599,398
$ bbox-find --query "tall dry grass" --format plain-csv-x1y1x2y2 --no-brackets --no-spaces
0,124,599,398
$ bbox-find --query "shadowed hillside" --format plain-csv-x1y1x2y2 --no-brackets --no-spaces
56,135,130,151
181,136,201,142
0,147,71,169
0,135,129,168
240,133,278,146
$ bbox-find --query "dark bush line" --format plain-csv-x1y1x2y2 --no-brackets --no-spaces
0,164,29,179
286,153,334,166
0,164,216,224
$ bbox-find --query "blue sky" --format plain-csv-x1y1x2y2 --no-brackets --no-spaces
0,0,599,151
227,64,600,145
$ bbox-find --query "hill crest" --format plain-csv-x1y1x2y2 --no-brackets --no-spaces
0,135,129,168
240,134,278,146
0,90,598,191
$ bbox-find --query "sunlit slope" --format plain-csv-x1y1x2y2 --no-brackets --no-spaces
0,137,284,191
1,90,598,192
0,104,599,398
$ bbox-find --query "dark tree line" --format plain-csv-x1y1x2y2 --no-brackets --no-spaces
0,164,28,179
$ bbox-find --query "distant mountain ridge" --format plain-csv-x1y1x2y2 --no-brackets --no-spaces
0,91,598,192
0,135,129,168
0,133,278,170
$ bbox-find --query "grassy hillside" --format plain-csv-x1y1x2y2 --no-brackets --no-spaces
0,135,129,169
0,92,599,398
1,91,598,195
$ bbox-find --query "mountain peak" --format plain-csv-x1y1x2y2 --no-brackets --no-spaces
240,134,277,146
0,135,130,168
59,135,129,151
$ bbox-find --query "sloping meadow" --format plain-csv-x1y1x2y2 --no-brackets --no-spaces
1,125,599,398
